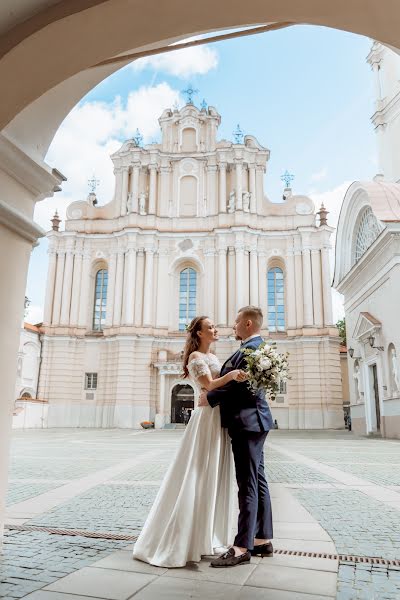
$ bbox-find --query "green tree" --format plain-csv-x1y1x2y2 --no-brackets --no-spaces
336,318,346,346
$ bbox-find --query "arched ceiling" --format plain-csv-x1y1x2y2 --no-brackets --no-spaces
1,0,400,153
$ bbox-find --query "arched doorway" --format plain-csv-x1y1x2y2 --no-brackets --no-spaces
171,384,194,424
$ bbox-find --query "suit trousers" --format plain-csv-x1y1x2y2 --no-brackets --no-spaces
230,430,273,549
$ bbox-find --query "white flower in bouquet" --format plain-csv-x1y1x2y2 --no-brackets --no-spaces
241,341,290,400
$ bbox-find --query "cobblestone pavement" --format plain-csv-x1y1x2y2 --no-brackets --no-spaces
1,428,400,599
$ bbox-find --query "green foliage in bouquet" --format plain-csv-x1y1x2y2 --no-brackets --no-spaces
241,341,290,401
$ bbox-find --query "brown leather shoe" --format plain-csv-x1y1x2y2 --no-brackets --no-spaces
250,541,273,557
210,547,251,568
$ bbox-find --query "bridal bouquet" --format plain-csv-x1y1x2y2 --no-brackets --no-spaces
241,341,289,400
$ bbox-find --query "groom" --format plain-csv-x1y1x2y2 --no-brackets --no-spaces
205,306,274,567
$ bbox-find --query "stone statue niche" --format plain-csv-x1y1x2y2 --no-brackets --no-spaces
353,363,364,403
242,191,251,212
139,191,147,215
390,347,400,393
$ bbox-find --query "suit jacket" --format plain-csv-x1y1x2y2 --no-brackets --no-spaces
207,336,274,434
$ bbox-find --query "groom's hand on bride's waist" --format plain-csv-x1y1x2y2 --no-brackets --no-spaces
198,390,209,407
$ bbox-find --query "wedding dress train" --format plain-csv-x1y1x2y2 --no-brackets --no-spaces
132,353,234,567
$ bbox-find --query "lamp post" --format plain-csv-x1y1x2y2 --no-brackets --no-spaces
367,335,384,351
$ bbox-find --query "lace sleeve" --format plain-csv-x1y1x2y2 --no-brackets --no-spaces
188,358,210,379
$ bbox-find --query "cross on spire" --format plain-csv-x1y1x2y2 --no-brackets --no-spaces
88,174,100,193
281,170,294,188
182,84,199,105
132,128,143,147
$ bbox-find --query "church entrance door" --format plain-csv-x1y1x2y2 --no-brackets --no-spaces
371,364,381,433
171,384,194,424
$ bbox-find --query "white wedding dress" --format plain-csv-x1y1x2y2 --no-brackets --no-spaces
132,352,234,567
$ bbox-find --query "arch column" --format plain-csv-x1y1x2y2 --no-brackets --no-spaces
156,248,169,328
235,161,243,210
120,167,129,216
129,164,140,213
249,165,257,213
235,244,245,311
105,252,117,327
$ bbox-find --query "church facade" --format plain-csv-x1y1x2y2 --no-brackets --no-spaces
39,102,343,430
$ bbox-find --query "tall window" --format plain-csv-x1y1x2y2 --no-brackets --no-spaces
267,267,285,332
179,267,197,331
93,269,108,331
85,373,98,390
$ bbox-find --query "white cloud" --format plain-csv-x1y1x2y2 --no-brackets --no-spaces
25,304,44,325
131,45,218,78
310,167,328,183
36,83,181,230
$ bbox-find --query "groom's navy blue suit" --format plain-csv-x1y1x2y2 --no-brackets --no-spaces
207,335,274,549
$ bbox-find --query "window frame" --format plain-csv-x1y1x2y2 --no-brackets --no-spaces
84,372,98,390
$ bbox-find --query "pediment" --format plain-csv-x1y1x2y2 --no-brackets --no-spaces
353,312,381,340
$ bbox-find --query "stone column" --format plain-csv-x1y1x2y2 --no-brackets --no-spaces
134,249,145,326
302,248,314,326
155,371,167,428
122,247,136,325
148,165,158,214
60,246,74,325
235,244,245,311
217,248,227,326
112,250,125,326
69,250,83,326
294,251,303,328
311,249,323,327
207,165,217,215
156,249,169,328
143,248,155,326
286,249,296,329
249,165,257,213
43,249,57,325
114,167,123,216
120,168,129,217
204,249,216,317
321,246,333,325
159,165,171,216
78,252,92,328
105,252,117,327
228,247,236,324
129,164,140,213
249,248,259,305
235,161,243,210
52,251,65,325
218,163,227,213
256,166,265,214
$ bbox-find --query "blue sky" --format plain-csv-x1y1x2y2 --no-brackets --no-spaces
27,24,377,323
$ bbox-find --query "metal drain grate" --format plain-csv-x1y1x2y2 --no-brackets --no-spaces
4,524,138,542
273,548,400,567
4,525,400,567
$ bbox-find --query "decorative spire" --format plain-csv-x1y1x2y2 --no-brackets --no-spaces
132,128,143,147
317,202,329,226
182,83,199,105
280,170,294,189
51,210,61,232
173,100,180,112
201,98,207,111
88,174,100,194
233,124,244,144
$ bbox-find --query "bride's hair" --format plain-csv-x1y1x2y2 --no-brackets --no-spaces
182,316,209,378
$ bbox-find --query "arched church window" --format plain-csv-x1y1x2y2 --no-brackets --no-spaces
179,267,197,331
267,267,285,332
93,269,108,331
181,127,197,152
353,206,384,264
179,176,198,217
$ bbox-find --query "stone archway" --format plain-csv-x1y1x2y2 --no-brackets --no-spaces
170,384,195,424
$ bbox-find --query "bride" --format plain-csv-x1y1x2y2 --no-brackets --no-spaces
132,315,246,567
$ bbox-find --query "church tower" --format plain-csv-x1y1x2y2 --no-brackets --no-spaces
39,100,342,430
